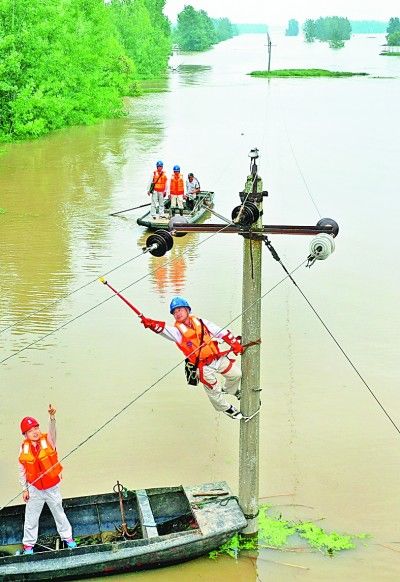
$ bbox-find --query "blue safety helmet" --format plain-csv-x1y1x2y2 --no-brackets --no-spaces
156,160,163,167
173,165,180,172
170,296,191,314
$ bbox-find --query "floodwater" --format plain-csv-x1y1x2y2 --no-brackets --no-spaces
1,32,400,580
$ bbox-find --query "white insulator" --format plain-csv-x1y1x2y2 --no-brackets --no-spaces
307,234,335,267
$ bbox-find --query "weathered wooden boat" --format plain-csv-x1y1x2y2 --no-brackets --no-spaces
0,481,246,581
137,191,214,230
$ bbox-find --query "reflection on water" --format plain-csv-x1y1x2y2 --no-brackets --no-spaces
1,33,400,582
0,102,165,345
177,64,212,86
137,231,200,299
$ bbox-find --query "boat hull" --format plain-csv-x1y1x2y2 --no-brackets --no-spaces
0,482,246,580
137,191,214,230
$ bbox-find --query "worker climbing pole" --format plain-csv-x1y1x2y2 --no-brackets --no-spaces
119,148,339,538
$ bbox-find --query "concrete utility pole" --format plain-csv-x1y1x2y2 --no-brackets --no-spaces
239,150,263,536
145,149,338,539
267,33,272,72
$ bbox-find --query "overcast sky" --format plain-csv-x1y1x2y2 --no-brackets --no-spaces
164,1,399,25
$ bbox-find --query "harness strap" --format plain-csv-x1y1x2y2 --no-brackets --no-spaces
198,364,217,389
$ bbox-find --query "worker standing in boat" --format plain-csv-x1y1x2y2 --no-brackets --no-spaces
18,405,77,554
185,173,200,211
169,165,185,217
141,297,244,419
148,160,168,219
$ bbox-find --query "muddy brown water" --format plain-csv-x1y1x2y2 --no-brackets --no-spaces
1,33,400,580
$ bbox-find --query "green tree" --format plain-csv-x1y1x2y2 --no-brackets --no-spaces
303,16,351,47
213,17,237,42
303,19,316,42
110,0,171,80
387,30,400,46
285,19,299,36
387,17,400,35
175,5,216,51
0,0,133,141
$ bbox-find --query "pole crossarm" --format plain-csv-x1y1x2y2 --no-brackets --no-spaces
171,223,336,236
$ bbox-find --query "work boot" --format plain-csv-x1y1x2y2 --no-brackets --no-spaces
223,405,243,420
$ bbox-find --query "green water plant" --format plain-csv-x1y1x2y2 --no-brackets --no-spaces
249,69,368,78
209,504,368,559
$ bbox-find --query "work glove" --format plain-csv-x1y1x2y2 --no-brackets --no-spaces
140,316,165,334
222,332,244,355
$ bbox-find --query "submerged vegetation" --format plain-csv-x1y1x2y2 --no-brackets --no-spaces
250,69,368,78
303,16,352,48
174,5,237,51
210,504,369,559
0,0,171,141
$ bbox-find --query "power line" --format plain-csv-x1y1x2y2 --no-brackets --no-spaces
0,258,306,511
0,251,146,333
0,223,233,366
263,238,400,437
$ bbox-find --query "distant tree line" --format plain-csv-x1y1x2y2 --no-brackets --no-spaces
0,0,172,142
285,19,299,37
175,5,237,51
304,17,351,48
386,17,400,46
350,20,387,33
235,23,268,34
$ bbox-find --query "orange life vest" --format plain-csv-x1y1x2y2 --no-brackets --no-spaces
170,173,184,195
19,433,62,490
175,316,220,365
152,170,167,192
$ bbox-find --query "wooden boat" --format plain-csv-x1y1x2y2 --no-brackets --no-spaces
137,191,214,230
0,481,246,580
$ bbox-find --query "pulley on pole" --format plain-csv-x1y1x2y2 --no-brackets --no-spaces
141,149,339,541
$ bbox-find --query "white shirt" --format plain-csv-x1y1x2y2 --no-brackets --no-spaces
186,177,200,197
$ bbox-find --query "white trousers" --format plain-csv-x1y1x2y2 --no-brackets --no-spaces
170,194,184,209
150,191,165,217
201,356,242,412
23,484,72,547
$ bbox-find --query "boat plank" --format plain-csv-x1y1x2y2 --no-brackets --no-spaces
136,490,158,539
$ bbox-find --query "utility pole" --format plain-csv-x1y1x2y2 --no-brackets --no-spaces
239,150,263,535
143,149,338,538
267,32,272,72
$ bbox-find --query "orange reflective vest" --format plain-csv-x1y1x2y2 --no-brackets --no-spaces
175,316,220,365
170,173,184,195
19,433,62,490
152,170,167,193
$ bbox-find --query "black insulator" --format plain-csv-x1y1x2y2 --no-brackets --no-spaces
168,215,189,237
146,230,174,257
231,201,260,226
316,218,339,238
